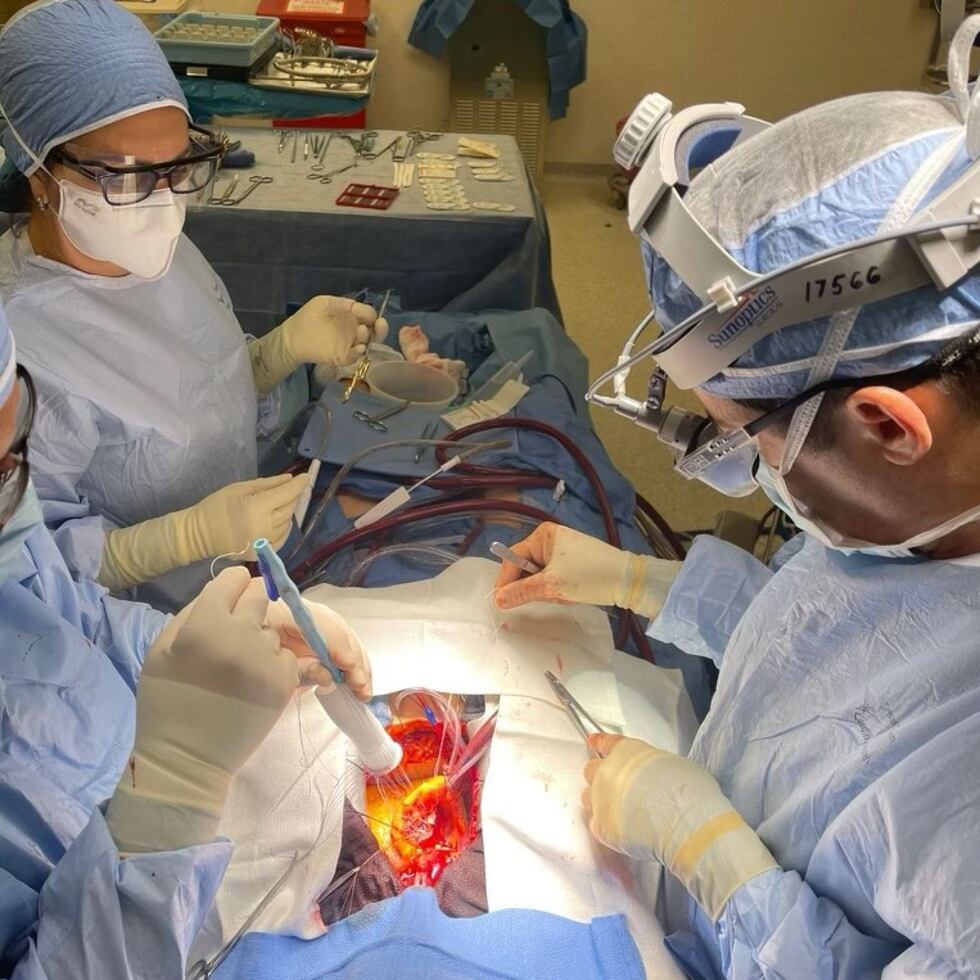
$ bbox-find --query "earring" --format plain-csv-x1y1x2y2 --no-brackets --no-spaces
35,195,49,211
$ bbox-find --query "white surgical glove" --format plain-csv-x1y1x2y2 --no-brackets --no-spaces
493,523,680,617
583,734,778,920
248,295,390,394
99,473,309,591
265,597,373,701
105,568,302,854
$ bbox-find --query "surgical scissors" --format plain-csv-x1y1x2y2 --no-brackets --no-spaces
216,174,273,206
186,854,297,979
545,670,610,756
352,399,409,432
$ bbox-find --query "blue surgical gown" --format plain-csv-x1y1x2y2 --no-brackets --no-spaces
0,523,231,978
649,533,980,979
0,225,264,607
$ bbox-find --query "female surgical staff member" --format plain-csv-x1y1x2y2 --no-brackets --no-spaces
496,74,980,978
0,300,373,977
0,0,387,608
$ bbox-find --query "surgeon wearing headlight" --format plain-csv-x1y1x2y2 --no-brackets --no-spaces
496,26,980,980
0,0,388,610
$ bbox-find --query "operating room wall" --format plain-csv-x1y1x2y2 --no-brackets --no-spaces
545,0,939,165
365,0,939,166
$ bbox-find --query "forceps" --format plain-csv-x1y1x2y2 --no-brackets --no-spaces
352,399,409,432
209,174,239,204
545,670,610,756
490,540,541,574
216,174,273,206
307,162,355,184
342,288,391,402
309,133,336,170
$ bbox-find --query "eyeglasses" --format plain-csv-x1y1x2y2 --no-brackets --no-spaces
0,366,35,530
665,324,980,488
49,124,225,206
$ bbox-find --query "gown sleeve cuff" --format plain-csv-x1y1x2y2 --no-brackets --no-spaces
26,806,231,979
649,535,774,667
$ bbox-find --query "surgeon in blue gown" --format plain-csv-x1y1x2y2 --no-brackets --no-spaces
0,0,388,612
494,88,980,977
0,301,377,978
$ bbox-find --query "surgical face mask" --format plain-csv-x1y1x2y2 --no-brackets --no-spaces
0,481,42,578
55,179,186,280
755,458,980,558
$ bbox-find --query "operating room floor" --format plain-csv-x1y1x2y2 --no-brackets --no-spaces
540,173,770,535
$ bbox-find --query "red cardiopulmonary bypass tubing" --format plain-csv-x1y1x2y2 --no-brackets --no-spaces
295,417,663,660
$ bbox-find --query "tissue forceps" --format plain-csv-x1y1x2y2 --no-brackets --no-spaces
545,670,609,755
342,288,391,402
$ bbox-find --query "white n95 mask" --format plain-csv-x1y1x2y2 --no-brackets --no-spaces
56,180,186,281
0,482,43,578
755,459,980,559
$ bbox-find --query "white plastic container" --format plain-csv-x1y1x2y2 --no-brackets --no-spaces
367,361,459,409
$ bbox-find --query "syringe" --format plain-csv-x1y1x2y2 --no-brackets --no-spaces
254,538,402,774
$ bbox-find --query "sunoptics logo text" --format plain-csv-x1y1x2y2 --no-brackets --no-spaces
708,286,781,349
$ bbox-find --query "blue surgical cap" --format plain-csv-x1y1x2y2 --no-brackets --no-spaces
0,0,188,176
644,92,980,400
0,303,14,406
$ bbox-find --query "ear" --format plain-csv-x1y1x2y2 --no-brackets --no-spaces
26,171,53,208
844,386,933,465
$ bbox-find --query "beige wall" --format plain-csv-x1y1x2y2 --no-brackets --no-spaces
548,0,939,164
364,1,940,165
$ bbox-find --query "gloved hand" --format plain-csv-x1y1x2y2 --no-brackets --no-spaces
582,734,778,920
99,473,309,592
265,596,373,701
493,523,681,618
105,568,302,854
248,295,390,394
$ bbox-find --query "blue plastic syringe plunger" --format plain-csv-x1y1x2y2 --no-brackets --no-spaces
254,538,403,775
